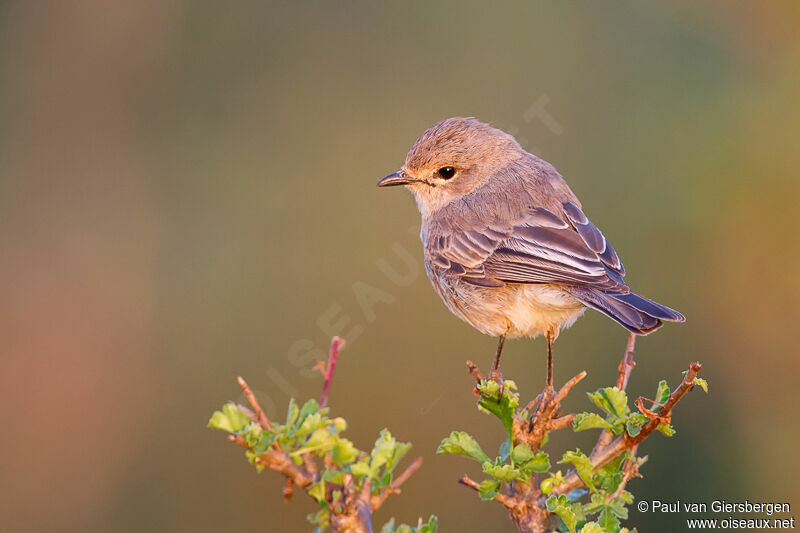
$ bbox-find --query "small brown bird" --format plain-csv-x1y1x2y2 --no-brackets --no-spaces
378,117,684,396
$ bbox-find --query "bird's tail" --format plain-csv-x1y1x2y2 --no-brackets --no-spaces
568,288,685,335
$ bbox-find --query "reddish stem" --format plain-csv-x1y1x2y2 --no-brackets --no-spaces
319,336,346,407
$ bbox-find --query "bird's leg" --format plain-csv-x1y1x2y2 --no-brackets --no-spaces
488,332,506,387
537,327,557,412
546,327,555,391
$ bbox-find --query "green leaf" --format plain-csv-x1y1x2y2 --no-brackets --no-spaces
383,440,412,476
560,450,595,492
596,455,624,493
511,443,534,464
307,508,330,532
351,460,371,477
308,479,326,503
598,506,621,531
573,412,612,432
370,429,398,472
693,377,709,393
422,515,438,533
657,423,676,437
482,462,520,482
654,380,670,408
437,431,490,463
580,523,605,533
518,450,551,478
588,387,629,419
299,398,321,422
286,398,300,428
625,413,648,437
479,479,502,501
546,495,579,533
476,379,519,440
332,437,359,465
207,403,251,433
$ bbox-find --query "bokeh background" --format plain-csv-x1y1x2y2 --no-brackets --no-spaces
2,1,798,531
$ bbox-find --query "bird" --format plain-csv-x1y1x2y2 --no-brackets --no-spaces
377,117,684,399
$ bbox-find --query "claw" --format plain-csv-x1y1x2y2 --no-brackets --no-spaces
488,368,505,398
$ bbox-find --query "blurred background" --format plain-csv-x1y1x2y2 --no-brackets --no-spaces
1,1,798,531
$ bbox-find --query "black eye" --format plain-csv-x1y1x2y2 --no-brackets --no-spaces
437,166,456,180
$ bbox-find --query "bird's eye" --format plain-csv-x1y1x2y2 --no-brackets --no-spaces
437,166,456,180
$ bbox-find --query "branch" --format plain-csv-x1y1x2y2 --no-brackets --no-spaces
459,474,516,509
370,456,424,510
318,336,345,408
453,335,705,533
554,360,703,496
591,333,637,458
237,376,272,430
216,337,424,533
514,370,587,451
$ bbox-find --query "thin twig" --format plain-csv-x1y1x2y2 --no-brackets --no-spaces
370,456,424,510
617,333,637,390
554,370,588,404
610,446,641,501
237,376,272,430
319,336,345,408
592,335,637,458
459,474,516,509
466,360,484,384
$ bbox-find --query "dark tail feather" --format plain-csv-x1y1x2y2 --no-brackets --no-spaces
568,288,685,335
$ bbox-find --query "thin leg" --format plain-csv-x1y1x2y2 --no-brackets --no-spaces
489,332,506,383
545,328,556,390
533,327,558,419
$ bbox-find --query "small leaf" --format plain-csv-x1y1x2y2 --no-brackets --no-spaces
286,398,300,428
383,440,412,476
476,379,519,440
351,460,371,477
693,377,709,393
598,506,621,531
654,380,670,408
437,431,490,463
308,479,326,504
519,451,551,477
657,423,676,437
482,462,520,482
587,387,629,419
479,479,502,501
511,443,535,464
546,495,579,533
625,413,648,437
573,412,612,432
580,523,604,533
370,429,397,472
560,450,595,492
332,438,359,465
207,403,251,433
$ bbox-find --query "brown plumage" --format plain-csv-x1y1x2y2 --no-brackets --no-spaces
378,117,684,388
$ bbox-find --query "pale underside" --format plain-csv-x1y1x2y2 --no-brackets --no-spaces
426,266,587,338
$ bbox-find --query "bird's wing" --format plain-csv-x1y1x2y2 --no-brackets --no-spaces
427,202,628,292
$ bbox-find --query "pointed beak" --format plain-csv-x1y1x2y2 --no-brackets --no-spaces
377,170,414,187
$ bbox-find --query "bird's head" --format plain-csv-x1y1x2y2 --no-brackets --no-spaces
377,117,525,217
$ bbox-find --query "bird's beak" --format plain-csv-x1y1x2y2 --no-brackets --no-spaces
377,170,414,187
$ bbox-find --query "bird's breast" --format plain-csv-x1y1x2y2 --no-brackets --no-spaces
425,263,585,338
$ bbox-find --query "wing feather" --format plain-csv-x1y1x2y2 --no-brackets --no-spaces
426,204,628,292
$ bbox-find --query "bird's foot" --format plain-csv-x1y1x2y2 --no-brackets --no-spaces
534,384,557,418
488,368,505,399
